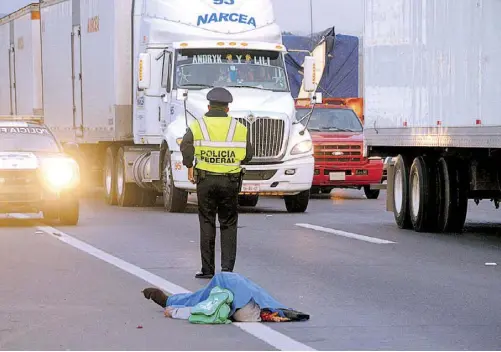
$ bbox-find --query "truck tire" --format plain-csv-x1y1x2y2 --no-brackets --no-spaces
284,190,310,213
436,157,468,233
238,195,259,207
104,146,118,205
115,147,142,207
408,156,438,232
363,185,380,199
59,198,80,226
392,155,412,229
162,150,188,213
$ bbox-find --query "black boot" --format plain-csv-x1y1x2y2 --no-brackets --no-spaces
195,271,214,279
142,287,169,308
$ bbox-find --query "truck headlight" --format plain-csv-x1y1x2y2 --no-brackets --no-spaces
291,140,312,155
41,157,79,189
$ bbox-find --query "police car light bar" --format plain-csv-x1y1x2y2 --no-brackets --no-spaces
0,115,44,123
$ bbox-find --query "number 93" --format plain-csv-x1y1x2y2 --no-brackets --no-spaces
213,0,234,4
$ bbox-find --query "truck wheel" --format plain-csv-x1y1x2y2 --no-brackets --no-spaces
59,198,80,226
116,147,142,207
104,146,118,205
238,195,259,207
392,155,412,229
284,190,310,213
436,157,468,233
162,151,187,213
363,186,380,199
408,156,438,232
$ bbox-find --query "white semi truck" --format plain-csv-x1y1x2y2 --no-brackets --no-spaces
14,0,316,213
363,0,501,233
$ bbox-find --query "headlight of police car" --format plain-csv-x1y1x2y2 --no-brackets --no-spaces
291,140,313,155
41,157,80,189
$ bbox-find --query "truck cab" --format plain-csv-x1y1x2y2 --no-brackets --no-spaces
130,0,317,213
295,96,383,199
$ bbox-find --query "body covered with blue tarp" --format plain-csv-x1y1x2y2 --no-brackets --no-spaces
167,272,286,315
282,27,360,98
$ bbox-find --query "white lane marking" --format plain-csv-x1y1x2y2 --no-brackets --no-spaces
295,223,396,244
10,214,315,351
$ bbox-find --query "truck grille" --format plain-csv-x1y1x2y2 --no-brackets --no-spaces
243,169,277,181
235,117,286,159
314,144,362,162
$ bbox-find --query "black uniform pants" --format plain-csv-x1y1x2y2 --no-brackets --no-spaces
196,173,240,274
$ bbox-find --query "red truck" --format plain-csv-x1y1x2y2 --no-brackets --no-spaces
295,97,384,199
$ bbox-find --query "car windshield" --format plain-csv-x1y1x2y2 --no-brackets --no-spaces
296,108,363,132
173,48,289,92
0,126,60,153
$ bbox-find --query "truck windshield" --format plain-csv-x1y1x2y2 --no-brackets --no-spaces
296,108,363,132
0,128,60,153
174,48,289,92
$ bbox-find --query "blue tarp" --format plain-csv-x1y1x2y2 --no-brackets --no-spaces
166,272,286,315
282,27,360,98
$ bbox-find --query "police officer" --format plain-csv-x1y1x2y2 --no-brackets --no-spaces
180,87,253,279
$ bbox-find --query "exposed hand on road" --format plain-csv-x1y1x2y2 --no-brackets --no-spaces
188,167,195,184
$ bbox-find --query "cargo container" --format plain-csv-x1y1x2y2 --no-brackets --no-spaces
0,4,43,117
33,0,317,212
363,0,501,232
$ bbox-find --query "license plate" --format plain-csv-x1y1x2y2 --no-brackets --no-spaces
329,172,346,181
241,184,260,193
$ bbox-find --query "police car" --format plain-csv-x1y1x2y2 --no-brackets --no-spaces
0,116,80,225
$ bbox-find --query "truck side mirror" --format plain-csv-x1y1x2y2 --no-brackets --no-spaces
138,53,151,90
177,88,188,101
311,92,322,104
303,56,316,93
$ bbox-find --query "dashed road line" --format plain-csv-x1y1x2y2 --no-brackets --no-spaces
10,213,315,351
296,223,396,244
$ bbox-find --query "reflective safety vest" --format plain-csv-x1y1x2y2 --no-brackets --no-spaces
190,114,248,174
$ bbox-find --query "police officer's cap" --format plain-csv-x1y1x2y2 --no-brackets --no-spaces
207,87,233,105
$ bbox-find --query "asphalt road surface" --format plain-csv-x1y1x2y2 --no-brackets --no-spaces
1,189,501,350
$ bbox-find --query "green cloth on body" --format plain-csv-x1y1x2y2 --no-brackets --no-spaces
188,286,234,324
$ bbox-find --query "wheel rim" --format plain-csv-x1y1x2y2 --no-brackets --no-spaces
163,159,172,203
394,168,403,213
410,171,420,218
105,156,113,196
117,157,124,197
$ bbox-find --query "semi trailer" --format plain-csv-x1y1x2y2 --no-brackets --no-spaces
0,4,42,117
363,0,501,232
4,0,318,213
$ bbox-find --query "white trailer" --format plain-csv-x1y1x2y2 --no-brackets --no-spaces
0,4,43,117
36,0,317,212
363,0,501,233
